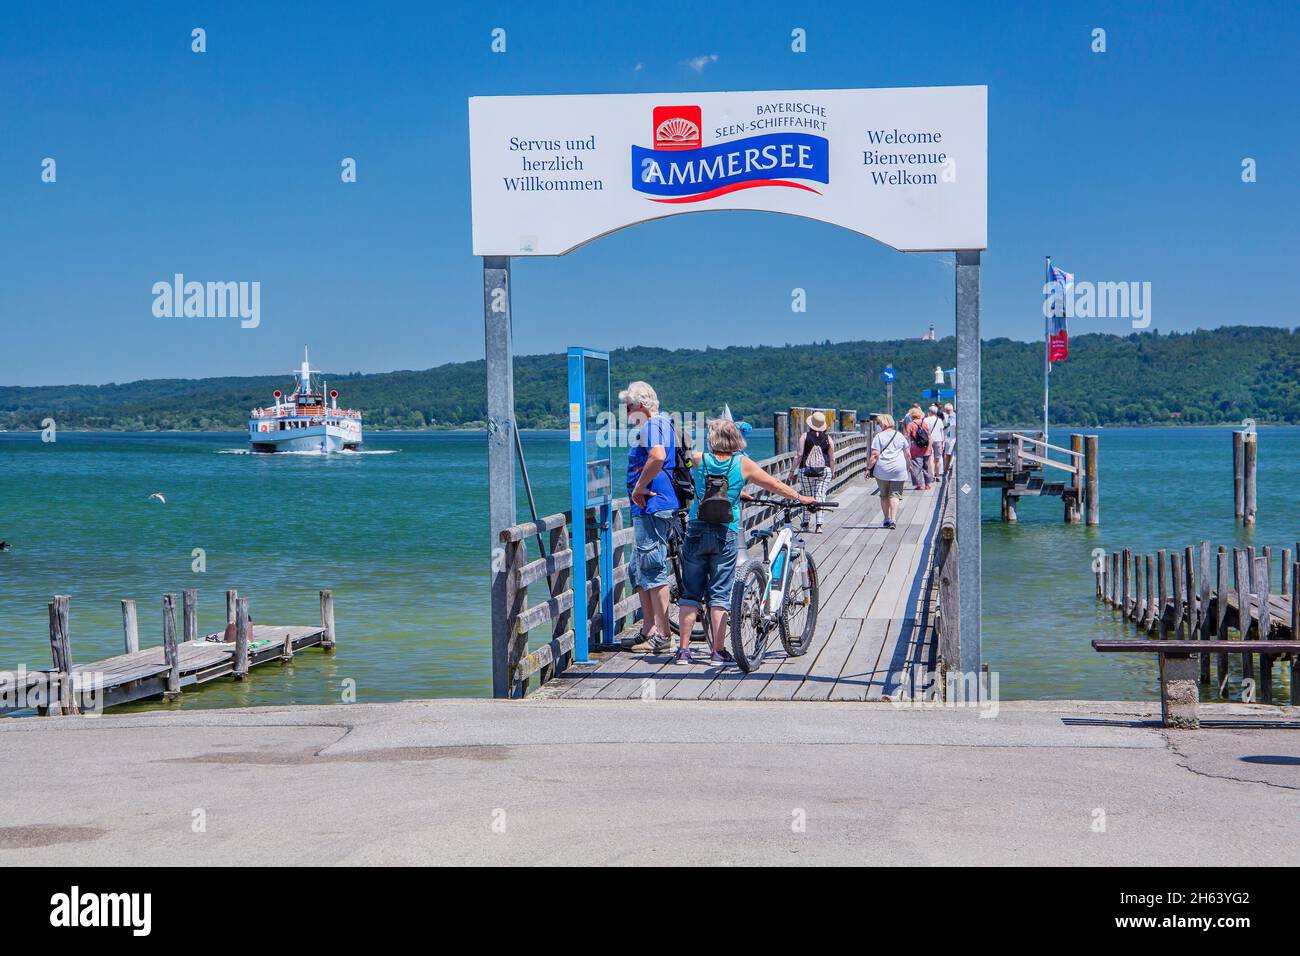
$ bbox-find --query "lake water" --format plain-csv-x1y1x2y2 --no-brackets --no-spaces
1,427,1295,710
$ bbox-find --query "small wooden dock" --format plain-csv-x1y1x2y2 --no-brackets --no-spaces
1,589,336,716
1097,543,1298,705
497,429,957,700
981,430,1097,524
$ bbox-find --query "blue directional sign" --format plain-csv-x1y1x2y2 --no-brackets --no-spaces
881,366,896,382
923,388,956,400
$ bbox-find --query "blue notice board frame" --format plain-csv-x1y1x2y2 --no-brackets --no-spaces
567,347,614,661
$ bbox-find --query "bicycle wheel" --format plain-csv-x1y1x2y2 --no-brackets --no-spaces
778,550,819,657
729,559,770,672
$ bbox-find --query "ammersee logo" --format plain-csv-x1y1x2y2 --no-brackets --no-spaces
152,273,260,329
50,886,151,936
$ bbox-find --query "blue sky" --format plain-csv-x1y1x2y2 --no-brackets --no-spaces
2,0,1296,386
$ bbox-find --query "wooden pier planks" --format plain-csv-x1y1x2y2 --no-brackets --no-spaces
549,481,944,702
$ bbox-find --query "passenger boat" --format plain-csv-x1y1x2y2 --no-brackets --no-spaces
248,349,363,453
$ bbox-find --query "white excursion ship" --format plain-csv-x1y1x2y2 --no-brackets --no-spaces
248,349,363,453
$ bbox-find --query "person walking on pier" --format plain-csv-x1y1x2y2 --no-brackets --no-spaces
903,407,932,490
923,405,945,481
867,414,908,529
678,418,813,666
787,411,835,533
942,402,955,477
621,381,678,654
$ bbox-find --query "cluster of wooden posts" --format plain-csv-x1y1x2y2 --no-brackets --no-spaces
1097,544,1298,705
773,407,862,454
37,588,336,716
497,426,874,698
1231,429,1259,526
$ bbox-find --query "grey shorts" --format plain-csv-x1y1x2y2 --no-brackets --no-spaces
876,478,905,499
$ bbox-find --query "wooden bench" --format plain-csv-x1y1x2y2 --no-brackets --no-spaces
1092,639,1300,728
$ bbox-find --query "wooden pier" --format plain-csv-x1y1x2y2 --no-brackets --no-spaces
1,589,336,715
981,430,1098,524
496,430,958,700
1096,544,1298,706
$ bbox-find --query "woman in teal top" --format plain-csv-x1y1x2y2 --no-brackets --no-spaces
675,419,814,667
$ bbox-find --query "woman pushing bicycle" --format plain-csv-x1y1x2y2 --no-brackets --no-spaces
674,418,815,666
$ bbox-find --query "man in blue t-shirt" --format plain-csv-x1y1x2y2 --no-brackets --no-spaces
620,380,679,654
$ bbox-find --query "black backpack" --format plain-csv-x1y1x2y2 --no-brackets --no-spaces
912,419,931,452
669,425,695,507
697,456,737,525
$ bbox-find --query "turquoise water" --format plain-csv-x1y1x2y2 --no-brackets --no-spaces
0,427,1294,708
982,426,1299,701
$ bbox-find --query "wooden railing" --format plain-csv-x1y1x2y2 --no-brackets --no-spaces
496,431,872,697
980,430,1082,478
933,471,959,678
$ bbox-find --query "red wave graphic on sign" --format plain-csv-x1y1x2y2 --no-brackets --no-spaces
649,179,823,204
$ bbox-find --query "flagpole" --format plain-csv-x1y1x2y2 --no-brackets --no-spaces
1043,255,1051,443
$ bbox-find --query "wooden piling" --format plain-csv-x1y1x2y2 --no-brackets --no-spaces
773,412,789,455
1233,549,1254,681
1197,542,1212,683
1144,554,1156,632
1232,430,1245,521
839,409,857,433
1133,555,1146,623
1121,548,1131,616
1282,549,1291,598
1183,546,1197,640
1242,432,1257,526
320,589,336,651
121,599,139,654
1216,547,1230,694
47,595,76,715
1109,552,1119,606
1254,556,1272,703
162,593,181,700
1084,435,1099,526
1067,434,1083,523
1156,551,1168,638
1170,552,1185,639
234,597,250,679
226,589,238,626
1292,561,1299,706
183,588,198,645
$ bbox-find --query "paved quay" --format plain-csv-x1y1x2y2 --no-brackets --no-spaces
2,698,1297,866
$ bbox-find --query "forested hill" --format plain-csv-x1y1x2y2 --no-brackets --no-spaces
2,326,1298,431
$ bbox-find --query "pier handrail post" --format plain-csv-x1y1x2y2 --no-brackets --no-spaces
234,597,251,679
319,589,336,651
484,255,517,698
1084,435,1100,525
121,599,139,654
773,412,789,455
162,593,181,700
183,588,198,644
1066,433,1083,523
954,249,982,682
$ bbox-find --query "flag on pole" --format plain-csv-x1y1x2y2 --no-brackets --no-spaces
1046,264,1073,363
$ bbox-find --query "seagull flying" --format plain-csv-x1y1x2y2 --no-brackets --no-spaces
148,492,167,504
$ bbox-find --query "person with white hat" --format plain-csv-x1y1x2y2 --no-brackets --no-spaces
787,410,836,532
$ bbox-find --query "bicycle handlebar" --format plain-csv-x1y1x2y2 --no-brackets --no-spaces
746,495,839,511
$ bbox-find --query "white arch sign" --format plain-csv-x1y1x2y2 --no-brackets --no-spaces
469,85,986,256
